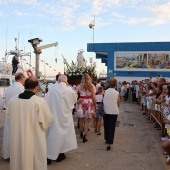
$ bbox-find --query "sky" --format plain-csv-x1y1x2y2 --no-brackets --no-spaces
0,0,170,76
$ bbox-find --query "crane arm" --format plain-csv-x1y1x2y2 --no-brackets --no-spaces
37,42,58,51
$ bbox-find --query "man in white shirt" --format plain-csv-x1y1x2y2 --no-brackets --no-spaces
134,81,139,103
96,79,101,93
41,83,46,93
50,73,61,89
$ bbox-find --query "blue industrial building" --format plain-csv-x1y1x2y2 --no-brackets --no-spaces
87,42,170,80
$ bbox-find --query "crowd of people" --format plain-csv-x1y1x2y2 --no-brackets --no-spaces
2,72,120,170
114,76,170,165
2,72,170,169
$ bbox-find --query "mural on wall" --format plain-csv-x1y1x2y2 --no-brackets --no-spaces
115,52,170,70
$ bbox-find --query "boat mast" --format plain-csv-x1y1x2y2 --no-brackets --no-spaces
29,32,32,69
5,28,8,63
44,59,46,77
17,32,20,56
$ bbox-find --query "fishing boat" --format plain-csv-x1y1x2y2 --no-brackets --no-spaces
0,48,34,111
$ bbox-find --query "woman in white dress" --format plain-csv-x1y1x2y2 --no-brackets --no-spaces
75,73,96,143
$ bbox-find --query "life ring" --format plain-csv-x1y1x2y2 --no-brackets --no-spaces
26,69,33,77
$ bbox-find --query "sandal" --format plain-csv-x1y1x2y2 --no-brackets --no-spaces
83,135,88,143
80,131,83,139
107,146,111,151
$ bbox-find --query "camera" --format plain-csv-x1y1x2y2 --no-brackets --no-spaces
28,38,43,45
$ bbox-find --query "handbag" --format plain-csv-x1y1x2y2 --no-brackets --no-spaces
96,102,105,117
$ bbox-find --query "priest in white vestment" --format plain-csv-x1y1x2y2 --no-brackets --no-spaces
5,77,53,170
5,72,25,107
2,72,25,159
45,74,78,164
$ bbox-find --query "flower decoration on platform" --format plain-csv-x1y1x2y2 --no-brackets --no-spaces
62,53,97,81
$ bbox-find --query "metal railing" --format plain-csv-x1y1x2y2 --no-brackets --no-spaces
150,99,164,133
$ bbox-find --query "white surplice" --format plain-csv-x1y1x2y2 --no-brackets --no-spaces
6,95,53,170
2,82,24,159
5,82,24,107
45,82,78,160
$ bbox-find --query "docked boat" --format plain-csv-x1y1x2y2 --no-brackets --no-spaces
0,49,31,95
0,48,33,110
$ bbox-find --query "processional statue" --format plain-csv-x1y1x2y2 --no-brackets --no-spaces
77,49,86,69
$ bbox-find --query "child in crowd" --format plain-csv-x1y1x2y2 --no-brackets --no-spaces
94,86,104,135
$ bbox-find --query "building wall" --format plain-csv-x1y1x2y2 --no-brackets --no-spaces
87,42,170,79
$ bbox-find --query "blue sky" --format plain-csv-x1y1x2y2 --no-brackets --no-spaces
0,0,170,76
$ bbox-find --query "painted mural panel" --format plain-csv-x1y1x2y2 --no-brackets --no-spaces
115,52,170,71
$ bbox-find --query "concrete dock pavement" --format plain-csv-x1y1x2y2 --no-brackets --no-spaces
0,102,169,170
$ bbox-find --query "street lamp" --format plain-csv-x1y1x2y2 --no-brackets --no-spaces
89,15,95,44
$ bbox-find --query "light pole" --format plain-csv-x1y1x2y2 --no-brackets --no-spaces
89,15,95,44
89,15,95,67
